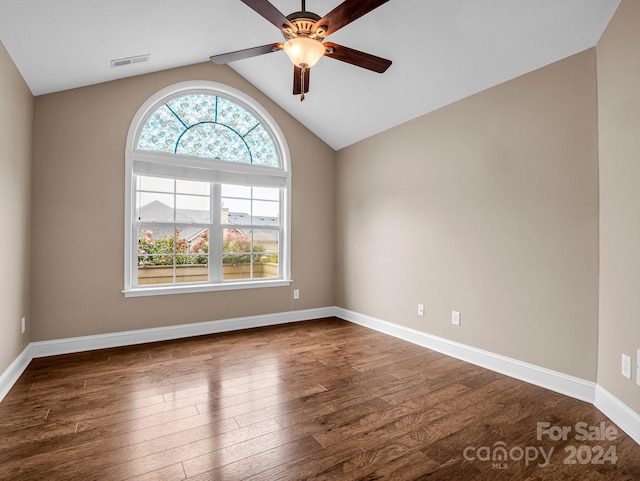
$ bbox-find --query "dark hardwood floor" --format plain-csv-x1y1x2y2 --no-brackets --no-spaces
0,317,638,480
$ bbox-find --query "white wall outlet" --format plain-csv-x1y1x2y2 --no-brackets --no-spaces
417,304,424,317
293,289,300,300
452,310,461,326
621,353,632,379
21,317,26,334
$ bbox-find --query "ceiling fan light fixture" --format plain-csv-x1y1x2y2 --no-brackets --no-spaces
283,36,325,68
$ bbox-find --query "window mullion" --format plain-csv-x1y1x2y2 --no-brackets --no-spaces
131,176,140,288
211,183,222,282
249,187,254,279
173,179,178,284
278,188,284,279
132,221,140,287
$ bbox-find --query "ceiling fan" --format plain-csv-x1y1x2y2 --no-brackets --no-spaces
210,0,392,101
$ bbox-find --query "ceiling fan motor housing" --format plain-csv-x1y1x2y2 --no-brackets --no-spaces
283,11,326,40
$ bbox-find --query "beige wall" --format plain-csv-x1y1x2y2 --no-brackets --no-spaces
597,0,640,413
31,62,335,341
336,50,600,380
0,41,32,372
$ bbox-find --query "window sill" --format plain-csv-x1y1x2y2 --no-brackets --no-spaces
123,279,292,298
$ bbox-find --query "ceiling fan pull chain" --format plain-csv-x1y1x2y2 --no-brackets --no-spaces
300,66,306,101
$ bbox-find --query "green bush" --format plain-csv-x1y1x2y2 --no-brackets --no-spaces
222,228,264,265
138,229,208,266
138,228,276,267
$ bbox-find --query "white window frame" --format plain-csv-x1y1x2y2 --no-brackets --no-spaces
123,81,291,297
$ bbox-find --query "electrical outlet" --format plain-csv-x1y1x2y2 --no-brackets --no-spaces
417,304,424,317
293,289,300,300
621,353,632,379
452,310,461,326
21,317,26,334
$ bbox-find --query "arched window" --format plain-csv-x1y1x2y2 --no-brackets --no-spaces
123,81,291,296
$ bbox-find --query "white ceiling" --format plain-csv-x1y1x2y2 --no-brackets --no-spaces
0,0,620,150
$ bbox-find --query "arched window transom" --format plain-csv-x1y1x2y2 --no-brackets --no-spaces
137,93,280,168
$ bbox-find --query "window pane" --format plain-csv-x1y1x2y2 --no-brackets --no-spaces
176,179,210,196
176,123,250,162
222,198,251,225
138,226,176,285
254,229,278,278
253,187,280,201
175,260,209,284
221,184,251,198
220,229,279,281
254,229,278,253
137,193,174,222
244,123,280,168
223,228,251,254
252,200,279,225
188,229,209,259
255,254,278,279
222,256,252,280
223,229,252,279
253,229,278,278
216,97,259,136
166,94,217,127
137,106,184,153
137,256,175,285
176,228,208,263
176,195,210,222
251,215,279,226
138,175,175,193
177,228,209,281
138,228,175,256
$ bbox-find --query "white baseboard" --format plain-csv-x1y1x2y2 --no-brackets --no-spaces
335,307,597,403
1,306,638,447
595,385,640,445
0,345,32,402
0,307,334,403
27,307,335,359
336,308,596,404
335,308,640,446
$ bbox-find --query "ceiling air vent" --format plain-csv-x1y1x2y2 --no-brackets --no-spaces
111,54,150,68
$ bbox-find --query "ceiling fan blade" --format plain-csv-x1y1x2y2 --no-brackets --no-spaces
241,0,295,32
323,42,392,73
293,66,310,95
313,0,389,37
210,43,283,64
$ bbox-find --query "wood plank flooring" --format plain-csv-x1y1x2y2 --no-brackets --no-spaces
1,317,638,480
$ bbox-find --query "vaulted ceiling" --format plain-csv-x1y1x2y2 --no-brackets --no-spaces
0,0,620,150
